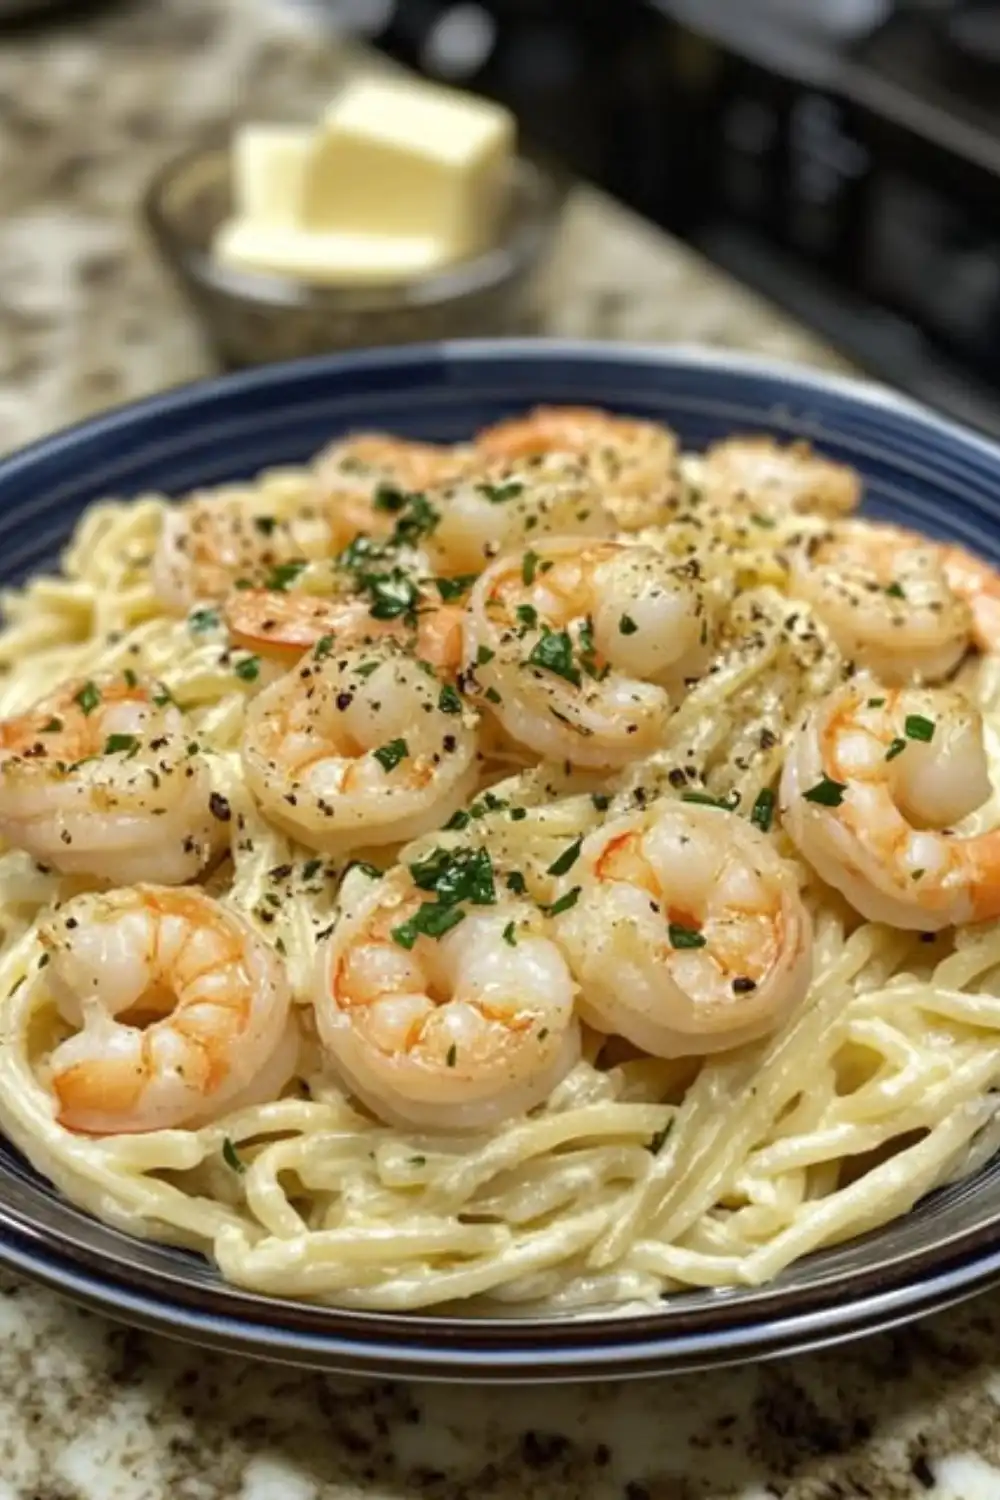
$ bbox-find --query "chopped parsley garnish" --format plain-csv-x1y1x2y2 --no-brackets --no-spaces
188,607,220,634
867,697,885,708
302,858,324,881
541,887,581,917
373,483,408,513
668,923,706,950
446,1043,458,1067
355,661,379,679
444,808,471,831
222,1138,245,1173
265,560,308,591
506,870,527,896
314,634,334,660
41,717,63,733
364,569,420,623
410,846,496,907
475,644,495,666
103,734,138,756
435,574,478,602
509,806,528,821
234,656,261,683
526,629,580,686
803,777,847,806
502,921,517,947
547,837,582,877
905,714,935,743
438,683,462,715
885,737,906,762
619,614,638,636
516,603,538,628
253,515,277,536
152,685,175,707
74,682,101,716
392,902,466,949
522,549,540,586
646,1121,674,1155
591,793,610,811
749,513,776,530
750,788,775,833
391,491,440,547
477,480,524,504
123,669,138,688
346,859,381,880
374,737,408,773
885,581,906,599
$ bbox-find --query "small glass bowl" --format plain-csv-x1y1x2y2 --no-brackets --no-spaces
143,142,565,368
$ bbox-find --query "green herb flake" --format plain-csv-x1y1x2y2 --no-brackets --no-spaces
485,686,502,704
803,777,847,806
591,793,610,811
547,837,582,878
366,569,420,623
526,630,580,686
669,923,706,950
867,697,886,708
476,644,495,666
682,791,738,810
188,607,221,634
434,574,478,602
374,738,408,773
410,846,496,907
373,483,408,513
477,480,524,504
619,614,638,636
506,870,527,896
446,1043,458,1067
265,561,307,591
74,682,101,716
521,549,540,586
40,717,63,733
103,733,138,756
749,513,777,530
885,581,906,600
438,683,462,715
123,669,138,689
516,603,538,628
750,788,775,834
502,920,517,947
253,515,277,536
646,1121,674,1155
234,656,261,683
314,634,334,660
905,714,935,743
392,902,466,949
222,1138,245,1174
302,858,324,881
885,738,906,762
509,806,528,822
541,887,581,917
444,808,471,831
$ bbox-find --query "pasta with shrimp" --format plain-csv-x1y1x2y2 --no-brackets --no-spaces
0,413,999,1314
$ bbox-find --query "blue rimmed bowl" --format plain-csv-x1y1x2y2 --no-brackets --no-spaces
2,340,1000,1382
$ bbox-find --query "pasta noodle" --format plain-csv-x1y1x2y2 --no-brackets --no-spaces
0,422,998,1315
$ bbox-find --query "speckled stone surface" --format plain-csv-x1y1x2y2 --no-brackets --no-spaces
3,3,1000,1497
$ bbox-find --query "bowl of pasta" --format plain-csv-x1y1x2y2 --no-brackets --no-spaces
2,339,1000,1380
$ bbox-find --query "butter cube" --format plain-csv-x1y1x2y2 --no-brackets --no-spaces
299,77,514,263
232,126,311,227
213,219,452,286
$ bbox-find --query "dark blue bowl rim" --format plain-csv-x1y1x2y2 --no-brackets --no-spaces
4,338,1000,1378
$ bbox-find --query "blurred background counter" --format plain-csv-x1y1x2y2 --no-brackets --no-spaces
0,0,845,456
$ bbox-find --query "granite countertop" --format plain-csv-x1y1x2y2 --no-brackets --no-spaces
1,2,999,1497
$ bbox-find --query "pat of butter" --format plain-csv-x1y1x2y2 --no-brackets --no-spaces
232,126,311,228
214,219,452,286
299,77,515,263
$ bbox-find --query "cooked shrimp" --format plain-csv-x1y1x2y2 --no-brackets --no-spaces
315,432,469,548
788,520,973,683
476,405,680,532
241,641,479,852
555,800,812,1057
40,886,291,1134
313,863,580,1130
913,533,1000,654
222,586,465,672
153,484,337,614
0,673,225,884
423,453,616,576
780,675,1000,930
463,538,719,768
700,436,861,519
